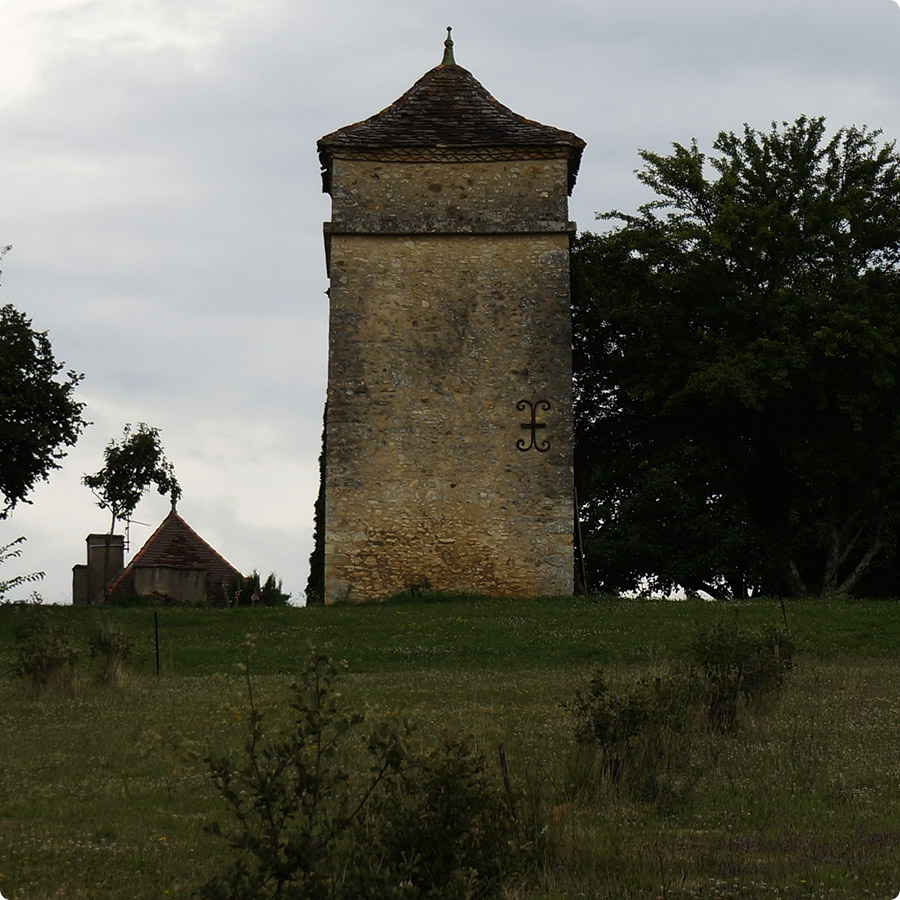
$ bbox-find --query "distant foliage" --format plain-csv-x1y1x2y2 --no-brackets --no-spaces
573,116,900,597
11,608,80,695
305,404,326,605
88,620,135,685
82,423,181,534
226,570,291,607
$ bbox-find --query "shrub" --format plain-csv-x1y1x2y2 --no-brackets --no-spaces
197,650,522,900
568,667,701,805
197,653,388,900
568,621,797,806
226,570,291,607
88,620,134,685
364,738,522,899
12,609,79,695
691,621,795,731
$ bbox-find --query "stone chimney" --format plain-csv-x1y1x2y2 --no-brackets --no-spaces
72,533,125,604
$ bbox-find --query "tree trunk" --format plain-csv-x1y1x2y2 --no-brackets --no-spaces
832,507,886,596
769,545,808,597
821,497,886,596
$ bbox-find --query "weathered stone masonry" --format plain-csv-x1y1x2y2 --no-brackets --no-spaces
317,34,585,602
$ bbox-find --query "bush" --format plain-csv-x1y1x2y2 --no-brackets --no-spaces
12,609,79,695
365,738,521,899
226,570,291,607
197,650,522,900
568,621,797,804
88,620,134,685
197,653,383,900
568,667,701,805
692,621,795,731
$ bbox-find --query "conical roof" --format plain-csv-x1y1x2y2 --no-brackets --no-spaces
106,508,241,603
318,33,585,194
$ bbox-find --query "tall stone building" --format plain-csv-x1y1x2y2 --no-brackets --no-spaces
316,30,585,603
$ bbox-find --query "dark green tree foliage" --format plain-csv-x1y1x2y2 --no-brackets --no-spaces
573,117,900,597
83,423,181,533
0,249,87,517
305,403,326,605
227,570,291,606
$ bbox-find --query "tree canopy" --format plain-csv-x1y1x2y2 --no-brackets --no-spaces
573,116,900,598
83,423,181,533
0,249,87,517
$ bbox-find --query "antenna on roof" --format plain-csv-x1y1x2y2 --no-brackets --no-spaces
442,26,455,66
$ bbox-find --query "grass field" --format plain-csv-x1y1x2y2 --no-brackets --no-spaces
1,595,899,899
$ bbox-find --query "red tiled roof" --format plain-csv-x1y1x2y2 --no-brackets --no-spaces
318,58,585,194
106,509,242,602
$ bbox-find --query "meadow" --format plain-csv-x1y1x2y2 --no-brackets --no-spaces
0,595,899,899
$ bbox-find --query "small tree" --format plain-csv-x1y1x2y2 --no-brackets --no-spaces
83,423,181,601
83,423,181,534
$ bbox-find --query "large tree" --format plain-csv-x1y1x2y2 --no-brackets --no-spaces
573,116,900,598
0,248,87,517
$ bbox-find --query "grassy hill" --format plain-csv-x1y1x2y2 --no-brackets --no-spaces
1,596,898,899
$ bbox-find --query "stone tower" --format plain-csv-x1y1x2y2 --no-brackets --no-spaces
316,30,585,603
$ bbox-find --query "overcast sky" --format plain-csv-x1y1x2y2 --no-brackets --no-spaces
1,0,899,604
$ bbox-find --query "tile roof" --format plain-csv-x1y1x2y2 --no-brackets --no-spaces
318,51,585,194
106,508,242,603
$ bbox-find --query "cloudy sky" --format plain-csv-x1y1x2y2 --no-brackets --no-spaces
1,0,898,604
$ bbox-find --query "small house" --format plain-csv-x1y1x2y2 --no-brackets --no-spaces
73,507,241,605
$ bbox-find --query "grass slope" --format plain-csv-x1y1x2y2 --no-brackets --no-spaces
0,596,899,899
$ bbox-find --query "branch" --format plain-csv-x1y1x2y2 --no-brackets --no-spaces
834,506,886,596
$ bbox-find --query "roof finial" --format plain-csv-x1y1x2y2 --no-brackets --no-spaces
442,26,455,66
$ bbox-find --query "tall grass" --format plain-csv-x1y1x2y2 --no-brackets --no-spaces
0,596,899,898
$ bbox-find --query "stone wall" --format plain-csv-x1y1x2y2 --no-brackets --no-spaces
327,158,570,234
324,155,575,602
72,533,124,605
134,566,208,605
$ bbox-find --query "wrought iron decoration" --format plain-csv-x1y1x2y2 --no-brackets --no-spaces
517,399,551,452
